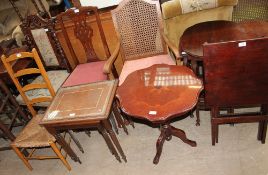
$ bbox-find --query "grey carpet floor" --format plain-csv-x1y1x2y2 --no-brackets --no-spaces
1,110,268,175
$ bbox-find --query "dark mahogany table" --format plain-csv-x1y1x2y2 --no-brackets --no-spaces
180,20,268,74
116,64,203,164
40,80,126,163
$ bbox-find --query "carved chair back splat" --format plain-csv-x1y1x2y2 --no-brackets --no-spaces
56,6,111,64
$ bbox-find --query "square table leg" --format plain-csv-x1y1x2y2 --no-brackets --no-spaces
101,119,127,162
97,125,121,162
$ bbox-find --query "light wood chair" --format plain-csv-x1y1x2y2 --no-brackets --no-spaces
1,48,71,171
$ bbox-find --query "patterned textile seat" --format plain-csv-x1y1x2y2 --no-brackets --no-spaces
16,70,69,106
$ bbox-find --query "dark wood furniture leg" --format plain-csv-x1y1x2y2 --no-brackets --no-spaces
109,112,119,134
112,102,128,134
102,120,127,162
46,127,81,163
67,130,84,153
153,124,196,164
97,125,121,162
0,122,15,141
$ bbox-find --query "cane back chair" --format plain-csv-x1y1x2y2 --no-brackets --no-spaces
203,37,268,145
1,48,71,170
111,0,178,86
56,6,119,87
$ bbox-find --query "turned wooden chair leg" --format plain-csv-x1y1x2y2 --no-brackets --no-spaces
49,142,71,171
196,107,200,126
11,145,33,171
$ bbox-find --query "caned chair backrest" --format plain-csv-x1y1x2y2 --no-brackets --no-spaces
56,6,111,64
1,48,55,116
203,37,268,108
111,0,167,61
20,15,71,72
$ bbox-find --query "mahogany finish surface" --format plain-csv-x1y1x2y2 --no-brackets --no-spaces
203,37,268,145
40,80,126,163
180,20,268,60
117,64,202,123
117,64,203,164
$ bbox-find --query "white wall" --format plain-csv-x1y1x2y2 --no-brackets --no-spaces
80,0,122,9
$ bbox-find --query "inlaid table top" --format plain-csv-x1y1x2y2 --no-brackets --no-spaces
116,64,203,123
180,20,268,60
41,80,118,125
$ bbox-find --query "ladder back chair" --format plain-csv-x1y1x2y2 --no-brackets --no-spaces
203,37,268,145
111,0,178,86
56,6,118,87
1,49,71,170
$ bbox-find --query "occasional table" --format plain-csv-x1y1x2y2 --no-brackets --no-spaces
180,20,268,74
40,80,126,163
116,64,203,164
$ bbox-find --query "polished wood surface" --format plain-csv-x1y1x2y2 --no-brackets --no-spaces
117,64,203,164
40,80,127,163
180,20,268,61
203,37,268,145
117,64,203,123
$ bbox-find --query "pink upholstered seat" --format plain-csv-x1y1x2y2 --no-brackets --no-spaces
119,54,176,86
62,61,107,87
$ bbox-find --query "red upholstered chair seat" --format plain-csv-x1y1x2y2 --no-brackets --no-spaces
62,61,107,87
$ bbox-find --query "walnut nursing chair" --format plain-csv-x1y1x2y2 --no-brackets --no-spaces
203,37,268,145
20,14,72,72
111,0,178,86
1,49,71,170
56,6,118,87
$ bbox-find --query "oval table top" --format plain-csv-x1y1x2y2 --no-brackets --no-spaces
116,64,203,123
180,20,268,60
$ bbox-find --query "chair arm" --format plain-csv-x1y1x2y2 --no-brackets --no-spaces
162,34,180,59
103,42,121,74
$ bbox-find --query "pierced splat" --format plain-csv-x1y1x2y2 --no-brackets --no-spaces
72,13,98,62
57,7,111,65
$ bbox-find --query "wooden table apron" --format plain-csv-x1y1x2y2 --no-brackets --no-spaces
40,80,126,163
179,20,268,73
116,64,203,164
